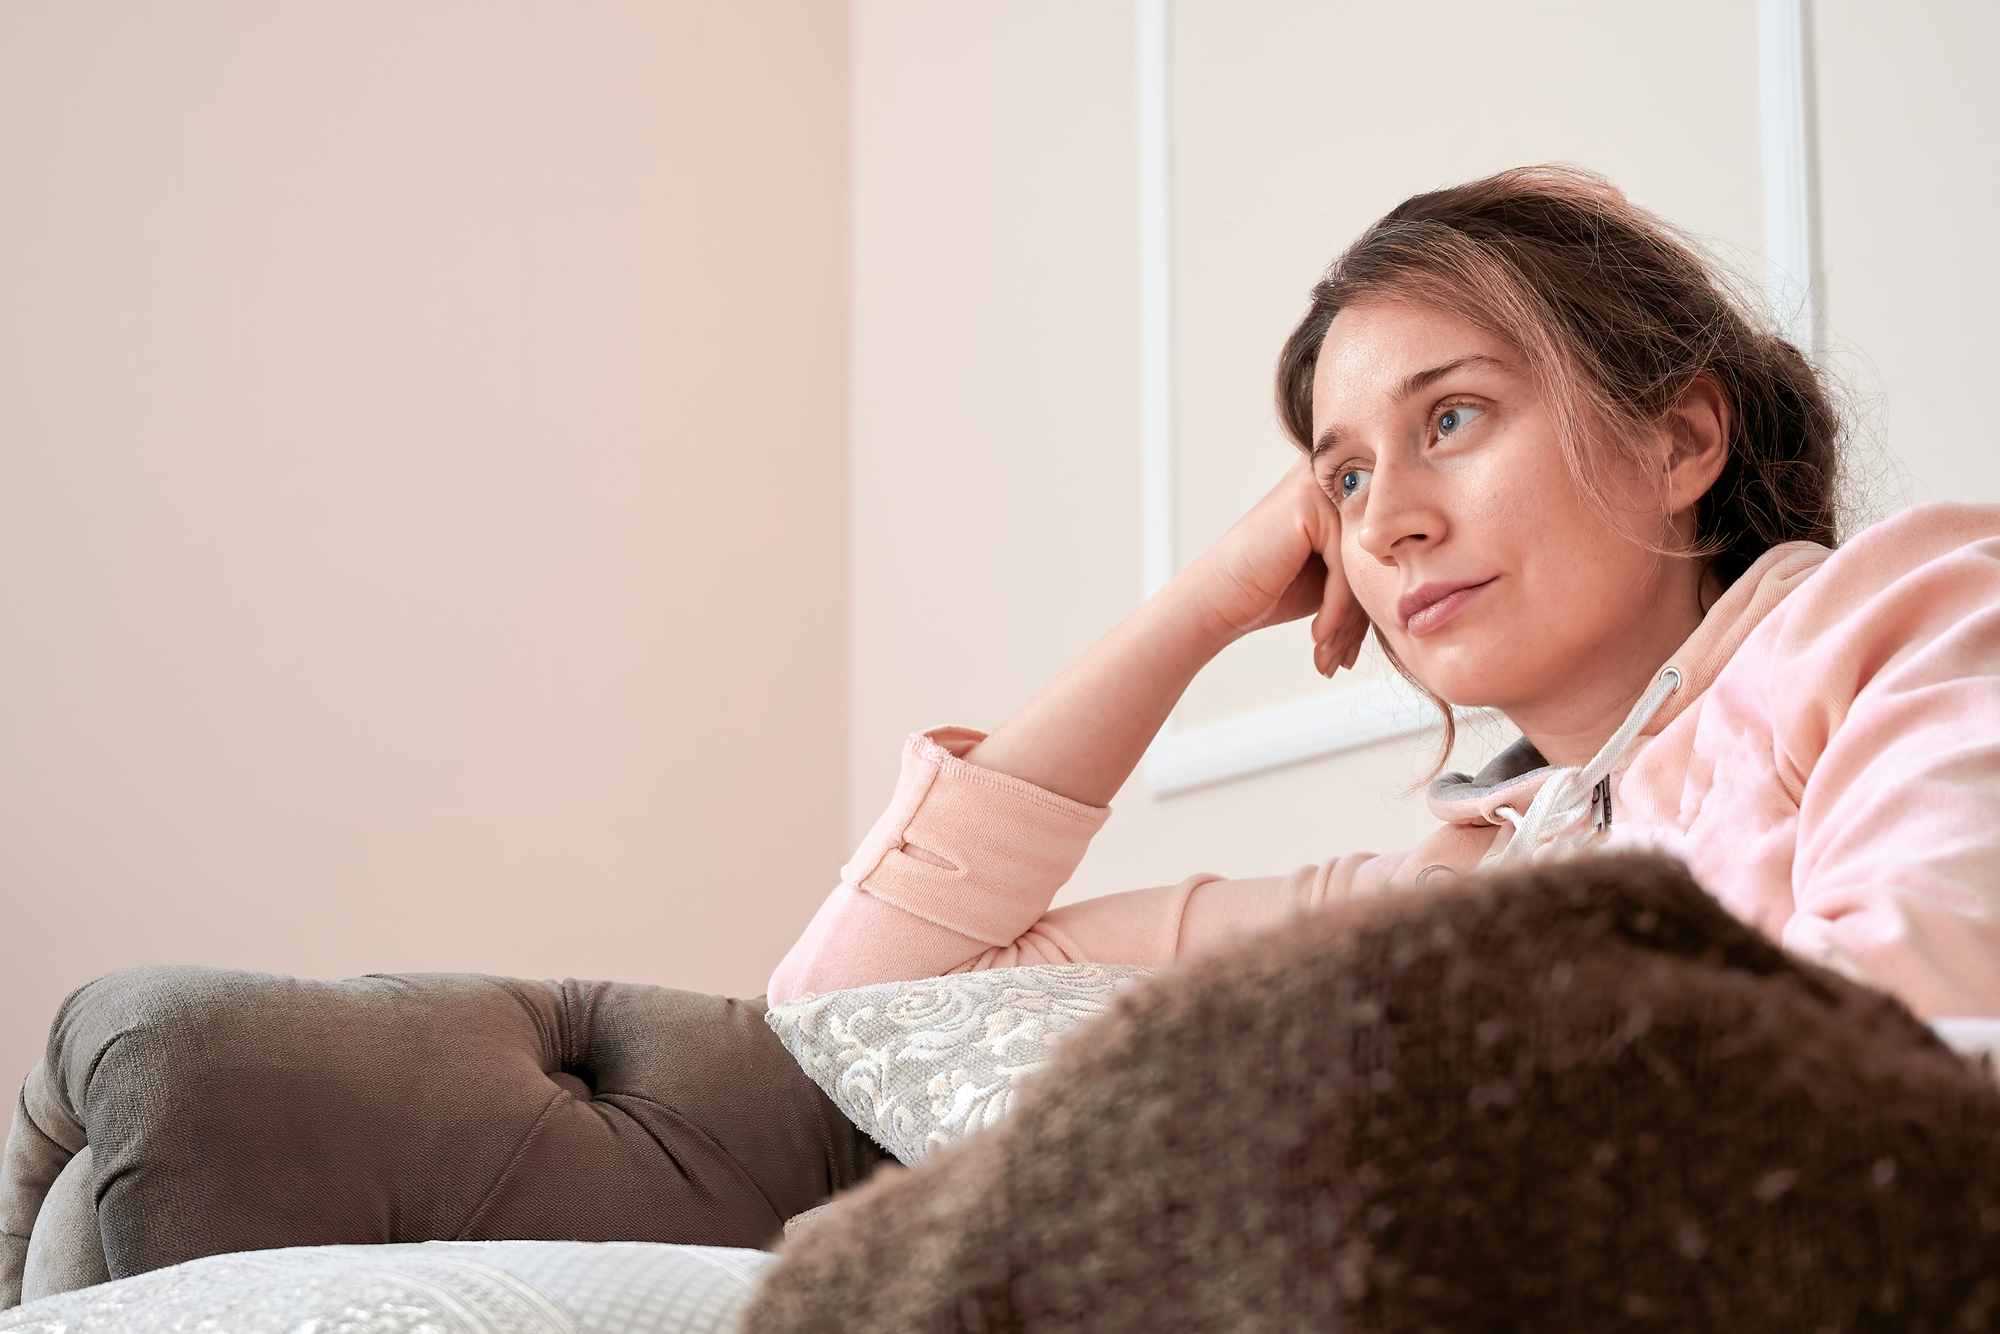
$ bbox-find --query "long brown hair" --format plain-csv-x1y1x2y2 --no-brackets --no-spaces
1276,165,1842,763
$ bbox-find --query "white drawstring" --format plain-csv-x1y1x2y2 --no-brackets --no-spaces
1485,666,1682,869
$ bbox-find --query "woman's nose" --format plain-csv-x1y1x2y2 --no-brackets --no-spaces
1353,462,1444,563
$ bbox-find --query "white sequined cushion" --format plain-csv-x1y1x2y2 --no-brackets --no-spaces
763,963,1156,1166
0,1240,779,1334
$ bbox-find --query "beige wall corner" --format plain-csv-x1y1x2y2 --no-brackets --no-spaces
0,1,851,1088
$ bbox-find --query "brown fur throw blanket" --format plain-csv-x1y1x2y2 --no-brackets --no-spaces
745,854,2000,1333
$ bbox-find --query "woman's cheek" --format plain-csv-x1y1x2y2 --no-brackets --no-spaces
1341,560,1398,638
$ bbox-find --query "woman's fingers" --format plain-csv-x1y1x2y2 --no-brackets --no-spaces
1308,504,1365,678
1340,618,1367,672
1315,616,1369,678
1312,629,1336,678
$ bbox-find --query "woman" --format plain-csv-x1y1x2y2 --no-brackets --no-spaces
772,165,2000,1020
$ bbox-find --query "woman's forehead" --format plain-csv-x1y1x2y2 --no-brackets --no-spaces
1311,304,1524,432
1314,303,1513,394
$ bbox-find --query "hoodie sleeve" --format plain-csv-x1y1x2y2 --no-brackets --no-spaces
766,726,1401,1002
1764,504,2000,1016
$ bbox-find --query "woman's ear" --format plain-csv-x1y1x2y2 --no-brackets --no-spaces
1662,375,1731,517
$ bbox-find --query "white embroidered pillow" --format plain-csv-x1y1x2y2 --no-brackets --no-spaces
763,963,1156,1166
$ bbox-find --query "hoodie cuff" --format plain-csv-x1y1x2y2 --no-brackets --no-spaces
840,727,1112,947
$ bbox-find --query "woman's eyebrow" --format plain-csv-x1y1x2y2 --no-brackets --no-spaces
1396,353,1512,401
1313,353,1514,460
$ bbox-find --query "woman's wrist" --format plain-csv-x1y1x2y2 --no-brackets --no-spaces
1141,567,1246,671
1160,560,1256,653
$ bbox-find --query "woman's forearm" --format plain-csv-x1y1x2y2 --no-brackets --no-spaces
959,572,1236,807
960,461,1357,807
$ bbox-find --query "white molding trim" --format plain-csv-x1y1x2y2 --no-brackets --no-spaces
1138,0,1817,795
1147,678,1450,796
1758,0,1821,352
1135,0,1175,601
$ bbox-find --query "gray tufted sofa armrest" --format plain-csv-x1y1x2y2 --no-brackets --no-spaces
1,1060,104,1306
0,965,882,1308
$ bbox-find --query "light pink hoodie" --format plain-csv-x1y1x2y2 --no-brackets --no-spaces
771,504,2000,1018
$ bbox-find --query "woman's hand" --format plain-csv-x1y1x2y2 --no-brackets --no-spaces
957,459,1369,806
1179,459,1369,678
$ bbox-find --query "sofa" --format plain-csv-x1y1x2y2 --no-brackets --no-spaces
0,968,882,1309
6,855,2000,1331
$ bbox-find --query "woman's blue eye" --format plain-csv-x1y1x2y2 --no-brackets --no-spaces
1437,405,1482,438
1336,468,1371,501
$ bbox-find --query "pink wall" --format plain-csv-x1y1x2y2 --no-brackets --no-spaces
0,1,850,1087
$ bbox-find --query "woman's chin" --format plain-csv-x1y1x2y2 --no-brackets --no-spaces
1382,622,1491,688
1395,654,1516,715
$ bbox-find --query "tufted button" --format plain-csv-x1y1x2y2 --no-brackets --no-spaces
549,1069,593,1100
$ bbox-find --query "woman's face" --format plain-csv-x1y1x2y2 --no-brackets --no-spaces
1309,301,1709,746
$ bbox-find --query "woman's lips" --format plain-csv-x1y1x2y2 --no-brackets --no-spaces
1398,577,1496,637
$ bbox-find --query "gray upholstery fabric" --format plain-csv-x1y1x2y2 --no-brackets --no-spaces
0,966,883,1308
0,1062,87,1309
19,1149,106,1304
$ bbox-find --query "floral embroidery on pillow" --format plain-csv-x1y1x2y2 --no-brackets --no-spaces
765,963,1156,1165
